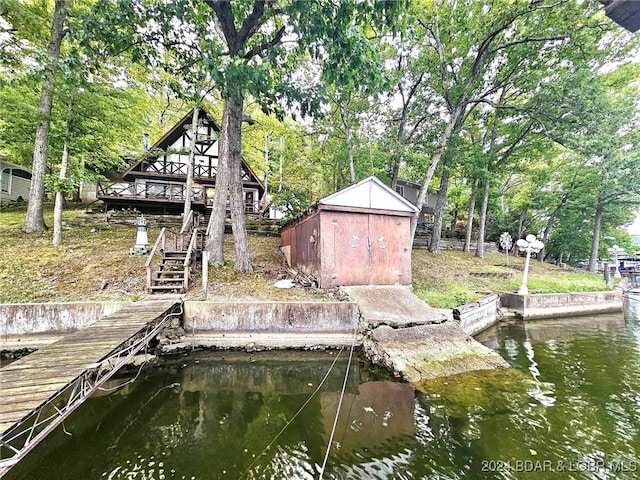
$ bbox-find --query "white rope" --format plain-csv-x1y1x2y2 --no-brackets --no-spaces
318,325,358,479
239,348,346,480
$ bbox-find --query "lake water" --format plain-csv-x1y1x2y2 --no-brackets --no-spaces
4,295,640,480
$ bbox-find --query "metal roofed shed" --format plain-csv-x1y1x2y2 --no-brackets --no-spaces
280,176,419,288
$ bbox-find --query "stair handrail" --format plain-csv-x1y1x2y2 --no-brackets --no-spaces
178,209,195,250
145,227,166,291
205,207,215,236
182,228,199,291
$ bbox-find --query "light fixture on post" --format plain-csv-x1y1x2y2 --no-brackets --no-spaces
516,234,544,295
607,245,624,278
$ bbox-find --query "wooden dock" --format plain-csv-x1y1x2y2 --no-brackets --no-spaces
0,299,181,476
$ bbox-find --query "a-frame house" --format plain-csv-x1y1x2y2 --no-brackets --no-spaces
96,109,265,214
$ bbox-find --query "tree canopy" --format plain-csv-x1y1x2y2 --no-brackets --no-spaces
1,0,639,269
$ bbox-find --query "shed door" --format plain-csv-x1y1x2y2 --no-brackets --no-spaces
325,213,370,286
324,213,410,286
368,214,411,285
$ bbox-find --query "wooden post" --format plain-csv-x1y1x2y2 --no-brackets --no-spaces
202,250,209,299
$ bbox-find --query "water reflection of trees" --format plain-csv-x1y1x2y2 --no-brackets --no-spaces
4,352,419,480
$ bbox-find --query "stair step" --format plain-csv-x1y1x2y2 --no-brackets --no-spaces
152,275,184,282
155,271,184,278
149,285,185,293
152,276,185,283
163,251,188,258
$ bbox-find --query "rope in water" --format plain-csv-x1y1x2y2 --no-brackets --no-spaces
239,346,346,480
318,323,358,479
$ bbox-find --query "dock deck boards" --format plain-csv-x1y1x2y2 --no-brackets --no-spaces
0,299,178,438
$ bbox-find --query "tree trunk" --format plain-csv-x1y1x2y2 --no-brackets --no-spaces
517,209,526,239
475,177,491,258
225,98,252,273
278,136,283,193
411,102,465,244
53,96,73,246
343,107,356,184
390,156,400,190
260,132,269,212
24,0,66,233
588,200,604,272
429,168,450,254
206,106,232,266
182,106,199,225
463,178,478,253
539,210,557,263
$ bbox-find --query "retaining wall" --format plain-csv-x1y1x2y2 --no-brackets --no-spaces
0,302,129,336
453,294,500,336
178,301,359,350
499,291,623,319
0,302,130,349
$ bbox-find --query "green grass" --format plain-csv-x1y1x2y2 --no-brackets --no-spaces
411,250,609,309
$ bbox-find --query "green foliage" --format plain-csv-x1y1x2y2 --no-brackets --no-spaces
44,173,78,193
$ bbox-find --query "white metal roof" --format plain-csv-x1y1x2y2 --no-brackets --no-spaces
319,176,419,213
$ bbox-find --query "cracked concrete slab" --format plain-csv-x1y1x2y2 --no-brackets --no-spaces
362,323,509,382
340,285,448,327
342,285,509,381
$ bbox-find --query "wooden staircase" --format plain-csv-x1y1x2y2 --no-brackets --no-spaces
150,250,189,293
146,210,206,294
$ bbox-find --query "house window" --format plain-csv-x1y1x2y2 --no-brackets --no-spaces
12,168,32,181
1,168,10,193
395,185,404,197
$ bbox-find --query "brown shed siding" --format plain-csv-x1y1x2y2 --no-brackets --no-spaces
282,208,413,288
281,212,321,280
280,176,417,288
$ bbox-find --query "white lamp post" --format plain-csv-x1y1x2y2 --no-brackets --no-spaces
516,234,544,295
607,245,623,278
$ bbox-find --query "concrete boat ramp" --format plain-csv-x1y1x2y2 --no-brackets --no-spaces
341,286,509,383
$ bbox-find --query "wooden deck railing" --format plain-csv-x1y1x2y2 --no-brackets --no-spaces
97,181,204,203
134,160,217,179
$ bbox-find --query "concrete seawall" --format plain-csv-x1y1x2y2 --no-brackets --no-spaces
1,302,129,349
500,291,623,319
177,301,359,350
453,294,500,336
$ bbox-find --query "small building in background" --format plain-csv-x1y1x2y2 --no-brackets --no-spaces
0,157,32,206
280,176,418,288
601,0,640,32
395,178,441,226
